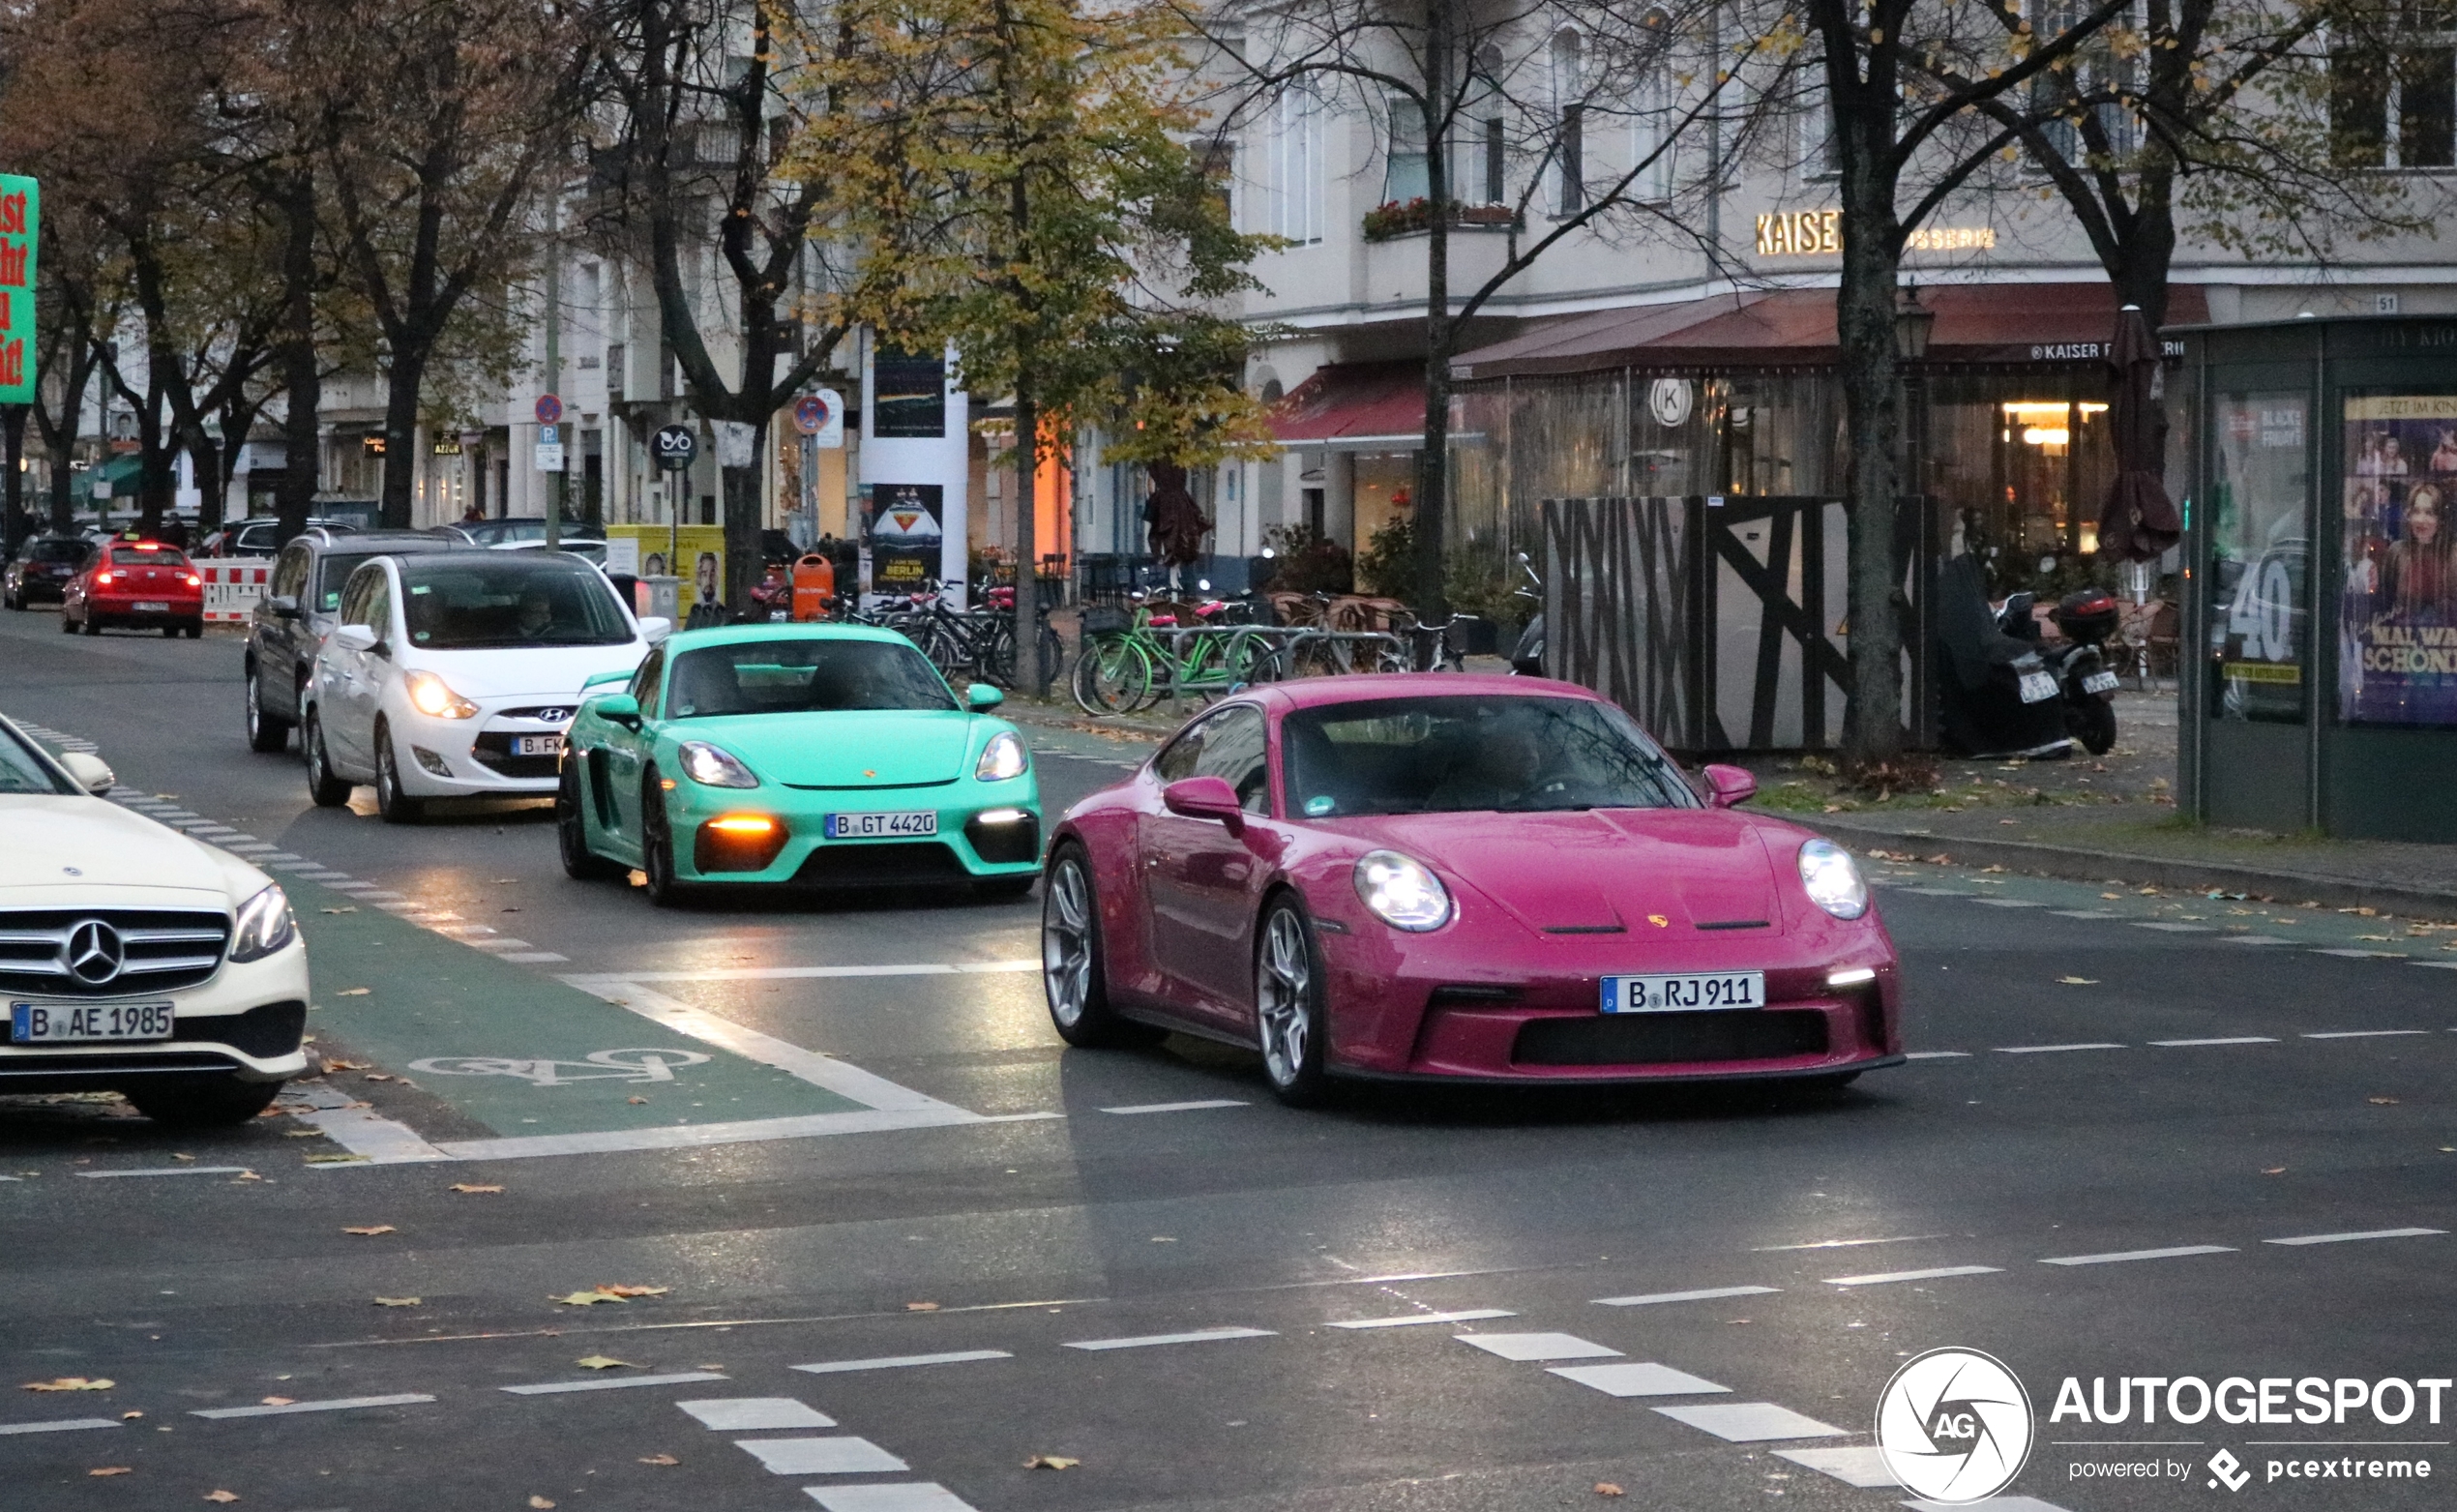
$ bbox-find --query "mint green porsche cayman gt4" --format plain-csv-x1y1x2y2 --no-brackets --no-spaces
554,624,1041,904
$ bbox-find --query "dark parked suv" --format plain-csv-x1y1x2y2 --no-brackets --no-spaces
4,534,97,609
244,528,464,753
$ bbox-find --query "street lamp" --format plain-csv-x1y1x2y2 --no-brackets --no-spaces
1895,283,1936,361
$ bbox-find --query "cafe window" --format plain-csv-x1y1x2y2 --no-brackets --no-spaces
2208,393,2310,723
1921,375,2117,598
2339,394,2457,725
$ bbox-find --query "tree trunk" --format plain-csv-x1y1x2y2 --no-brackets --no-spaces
1015,390,1041,697
378,348,427,529
187,430,225,534
276,169,320,540
1412,11,1452,623
720,423,765,618
1835,172,1904,766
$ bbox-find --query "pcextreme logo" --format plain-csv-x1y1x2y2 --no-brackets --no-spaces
1876,1348,2035,1503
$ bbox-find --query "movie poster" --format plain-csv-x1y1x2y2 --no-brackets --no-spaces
864,482,944,592
2341,396,2457,726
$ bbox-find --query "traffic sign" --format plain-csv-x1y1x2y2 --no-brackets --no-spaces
653,425,697,471
792,395,828,434
535,442,565,472
539,424,559,445
796,389,845,448
535,394,563,426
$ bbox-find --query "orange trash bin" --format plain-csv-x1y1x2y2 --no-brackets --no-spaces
791,552,836,620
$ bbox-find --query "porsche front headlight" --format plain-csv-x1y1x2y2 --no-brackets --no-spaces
975,730,1028,782
229,883,296,963
678,740,759,788
1354,849,1452,932
1797,838,1869,919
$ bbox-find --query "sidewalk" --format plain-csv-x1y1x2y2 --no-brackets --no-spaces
1003,680,2457,921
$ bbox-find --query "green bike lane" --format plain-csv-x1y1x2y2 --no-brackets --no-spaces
286,889,988,1162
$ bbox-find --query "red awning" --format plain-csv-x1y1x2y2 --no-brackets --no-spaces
1269,362,1427,449
1449,282,2211,379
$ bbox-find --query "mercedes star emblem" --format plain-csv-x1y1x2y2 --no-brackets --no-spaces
66,920,126,986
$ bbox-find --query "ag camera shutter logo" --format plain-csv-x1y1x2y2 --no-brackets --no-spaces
1877,1348,2034,1503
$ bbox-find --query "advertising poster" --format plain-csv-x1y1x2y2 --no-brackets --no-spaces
607,523,725,617
0,174,36,402
864,482,943,592
2340,396,2457,726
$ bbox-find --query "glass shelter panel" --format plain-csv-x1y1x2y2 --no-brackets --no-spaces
2339,394,2457,726
2208,392,2310,723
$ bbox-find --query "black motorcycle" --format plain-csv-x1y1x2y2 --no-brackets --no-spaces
1933,555,2073,758
2038,588,2122,756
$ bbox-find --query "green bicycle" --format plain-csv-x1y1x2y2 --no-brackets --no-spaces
1070,600,1285,715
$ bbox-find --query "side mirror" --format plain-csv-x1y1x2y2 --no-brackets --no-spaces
1702,763,1757,809
266,595,300,619
581,667,631,690
58,751,116,796
636,615,672,643
966,683,1005,710
331,624,378,653
591,693,641,727
1161,775,1245,835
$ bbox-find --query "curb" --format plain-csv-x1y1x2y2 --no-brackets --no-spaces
1801,815,2457,920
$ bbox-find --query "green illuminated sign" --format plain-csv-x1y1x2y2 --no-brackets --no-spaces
0,174,37,403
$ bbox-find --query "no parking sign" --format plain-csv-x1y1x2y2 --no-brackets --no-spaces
793,389,844,448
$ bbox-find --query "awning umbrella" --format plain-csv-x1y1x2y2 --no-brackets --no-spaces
2097,305,2182,562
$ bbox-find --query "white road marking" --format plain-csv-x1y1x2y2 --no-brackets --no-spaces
2311,948,2405,959
78,1165,253,1178
433,924,499,936
0,1417,120,1436
1756,1234,1945,1252
1328,1310,1515,1329
281,1082,454,1166
1903,888,1969,897
2417,962,2457,971
2038,1245,2236,1266
1063,1326,1276,1351
602,961,1042,984
255,852,301,863
2304,1029,2428,1039
222,844,279,854
735,1436,909,1475
2264,1228,2445,1246
804,1486,980,1512
2218,935,2293,946
1904,1051,1971,1060
2150,1037,2278,1047
1100,1099,1249,1114
791,1350,1015,1376
1593,1286,1780,1308
1973,898,2045,907
269,861,322,871
432,1107,1010,1161
465,937,533,950
2049,909,2119,919
1453,1332,1621,1362
1824,1265,2000,1287
1995,1043,2125,1053
1654,1402,1846,1441
499,952,572,964
1901,1497,2078,1512
1548,1362,1730,1397
501,1372,728,1395
192,1393,435,1419
678,1398,835,1431
2135,922,2215,933
1777,1444,1902,1488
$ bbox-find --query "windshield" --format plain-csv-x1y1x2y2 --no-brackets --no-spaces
1282,695,1699,816
664,638,956,718
0,726,74,795
110,547,189,568
399,560,633,649
26,540,87,564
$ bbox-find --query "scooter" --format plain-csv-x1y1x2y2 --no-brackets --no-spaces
1932,555,2073,758
1508,551,1546,675
2043,589,2121,755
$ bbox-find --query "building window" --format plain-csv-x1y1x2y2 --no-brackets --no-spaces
2334,17,2457,168
1632,16,1675,205
1267,90,1325,242
1384,92,1430,204
1482,116,1506,203
1553,31,1585,214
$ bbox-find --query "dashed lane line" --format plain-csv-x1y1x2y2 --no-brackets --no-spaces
680,1398,836,1431
1062,1326,1276,1351
1327,1309,1516,1329
191,1393,435,1419
791,1351,1015,1376
597,961,1041,984
1100,1099,1249,1114
805,1489,980,1512
1454,1332,1622,1362
0,1417,120,1436
2147,1036,2278,1047
2304,1029,2431,1039
280,1081,454,1165
1823,1265,2001,1288
77,1165,253,1178
1593,1286,1782,1308
2038,1245,2237,1266
2264,1227,2447,1246
501,1371,729,1395
1548,1362,1731,1397
1654,1402,1848,1441
1774,1445,1901,1488
737,1437,910,1475
1995,1042,2126,1053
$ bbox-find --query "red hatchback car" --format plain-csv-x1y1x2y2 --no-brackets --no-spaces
63,541,205,637
1042,676,1902,1104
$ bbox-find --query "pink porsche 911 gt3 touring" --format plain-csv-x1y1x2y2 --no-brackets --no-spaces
1040,675,1903,1104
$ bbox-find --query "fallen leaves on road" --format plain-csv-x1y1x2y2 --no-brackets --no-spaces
120,1411,142,1420
360,1074,395,1082
88,1467,133,1476
2355,934,2393,942
627,1096,648,1105
904,1301,939,1312
372,1297,421,1308
335,988,370,996
1024,1454,1080,1470
282,1130,323,1139
204,1494,240,1504
172,1153,195,1162
24,1378,113,1391
637,1454,679,1467
553,1291,618,1306
2100,891,2122,900
449,1183,503,1194
573,1356,634,1371
594,1284,668,1298
553,1284,667,1305
259,1397,294,1407
1595,1484,1626,1497
301,1154,364,1166
319,906,356,914
2057,976,2098,986
528,1498,555,1510
2369,1096,2401,1106
340,1226,396,1236
2263,1167,2288,1175
319,1059,367,1071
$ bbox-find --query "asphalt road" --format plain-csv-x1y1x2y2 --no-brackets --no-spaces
1,607,2452,1512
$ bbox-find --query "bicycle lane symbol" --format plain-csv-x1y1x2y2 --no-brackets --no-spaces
407,1049,714,1087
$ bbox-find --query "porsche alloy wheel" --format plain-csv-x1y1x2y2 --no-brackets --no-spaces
1041,846,1154,1048
640,770,690,906
1256,900,1331,1106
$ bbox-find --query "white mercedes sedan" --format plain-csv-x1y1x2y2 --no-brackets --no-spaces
0,716,311,1124
302,550,666,822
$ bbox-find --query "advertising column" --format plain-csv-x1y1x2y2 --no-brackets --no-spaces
859,342,968,605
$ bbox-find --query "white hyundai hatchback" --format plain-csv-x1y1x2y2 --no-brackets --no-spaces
0,716,310,1124
304,551,666,821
